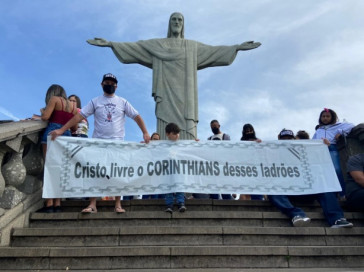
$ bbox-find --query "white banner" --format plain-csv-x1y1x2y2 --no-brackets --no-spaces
43,136,341,198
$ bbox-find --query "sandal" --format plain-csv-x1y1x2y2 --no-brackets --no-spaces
114,207,126,213
81,206,97,213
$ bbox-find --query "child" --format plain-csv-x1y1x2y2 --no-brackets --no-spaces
41,84,78,212
295,130,310,140
312,108,355,197
68,94,89,138
164,123,186,213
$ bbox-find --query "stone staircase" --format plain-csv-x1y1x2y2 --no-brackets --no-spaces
0,199,364,271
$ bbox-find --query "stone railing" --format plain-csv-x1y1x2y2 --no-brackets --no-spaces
0,120,47,246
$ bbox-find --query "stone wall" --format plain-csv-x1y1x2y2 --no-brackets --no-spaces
0,120,47,246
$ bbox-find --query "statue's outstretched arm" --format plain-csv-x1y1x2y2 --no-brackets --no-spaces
86,38,112,47
237,41,261,51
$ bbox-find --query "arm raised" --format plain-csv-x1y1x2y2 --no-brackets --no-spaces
237,41,261,51
86,38,112,47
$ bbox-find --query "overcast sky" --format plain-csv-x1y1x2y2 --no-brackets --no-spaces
1,0,363,141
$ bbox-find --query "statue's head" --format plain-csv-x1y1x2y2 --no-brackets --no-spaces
167,12,184,38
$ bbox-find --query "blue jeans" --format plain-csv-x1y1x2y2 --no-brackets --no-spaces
269,192,344,226
316,192,344,226
328,145,346,196
268,195,306,219
41,122,71,144
165,192,185,207
251,194,264,200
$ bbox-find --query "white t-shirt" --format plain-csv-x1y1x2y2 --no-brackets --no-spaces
80,94,139,140
208,133,230,140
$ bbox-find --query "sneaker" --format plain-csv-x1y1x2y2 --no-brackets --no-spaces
292,215,311,227
331,218,353,228
178,205,186,213
165,206,173,214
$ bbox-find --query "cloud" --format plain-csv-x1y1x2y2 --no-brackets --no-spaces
275,2,339,34
293,34,364,81
2,0,364,144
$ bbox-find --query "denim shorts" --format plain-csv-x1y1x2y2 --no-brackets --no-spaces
41,122,71,144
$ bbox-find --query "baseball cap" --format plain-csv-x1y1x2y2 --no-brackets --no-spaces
102,73,118,84
278,129,294,139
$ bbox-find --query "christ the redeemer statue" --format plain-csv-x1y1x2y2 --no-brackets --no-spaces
87,12,261,140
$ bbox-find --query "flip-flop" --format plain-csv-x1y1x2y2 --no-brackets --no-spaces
114,207,126,213
81,206,97,213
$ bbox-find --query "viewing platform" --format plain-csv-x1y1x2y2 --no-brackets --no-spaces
0,120,363,271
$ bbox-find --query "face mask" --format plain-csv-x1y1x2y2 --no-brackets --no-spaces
103,85,116,94
211,127,219,134
244,133,256,140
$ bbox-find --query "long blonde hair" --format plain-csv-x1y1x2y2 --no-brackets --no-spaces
45,84,69,111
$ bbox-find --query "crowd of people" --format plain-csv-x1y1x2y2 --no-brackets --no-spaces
37,72,363,228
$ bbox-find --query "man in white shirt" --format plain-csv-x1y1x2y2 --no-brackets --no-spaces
50,73,150,213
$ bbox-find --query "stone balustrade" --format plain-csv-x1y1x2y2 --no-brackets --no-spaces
0,120,47,245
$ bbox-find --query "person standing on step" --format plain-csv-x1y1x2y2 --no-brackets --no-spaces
50,73,150,213
206,119,234,200
267,129,353,228
40,84,78,213
68,94,89,138
239,123,264,201
313,108,355,199
164,123,186,213
142,132,165,200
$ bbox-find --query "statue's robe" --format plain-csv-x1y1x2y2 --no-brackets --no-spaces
111,38,238,139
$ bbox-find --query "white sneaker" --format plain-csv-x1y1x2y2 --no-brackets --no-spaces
292,215,311,227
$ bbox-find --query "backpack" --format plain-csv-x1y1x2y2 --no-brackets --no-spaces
208,133,227,140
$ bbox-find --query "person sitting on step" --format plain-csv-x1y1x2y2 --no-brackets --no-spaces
267,129,353,228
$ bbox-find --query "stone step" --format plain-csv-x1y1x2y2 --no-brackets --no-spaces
11,226,364,247
29,211,364,228
4,269,364,272
59,199,355,212
0,246,363,270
